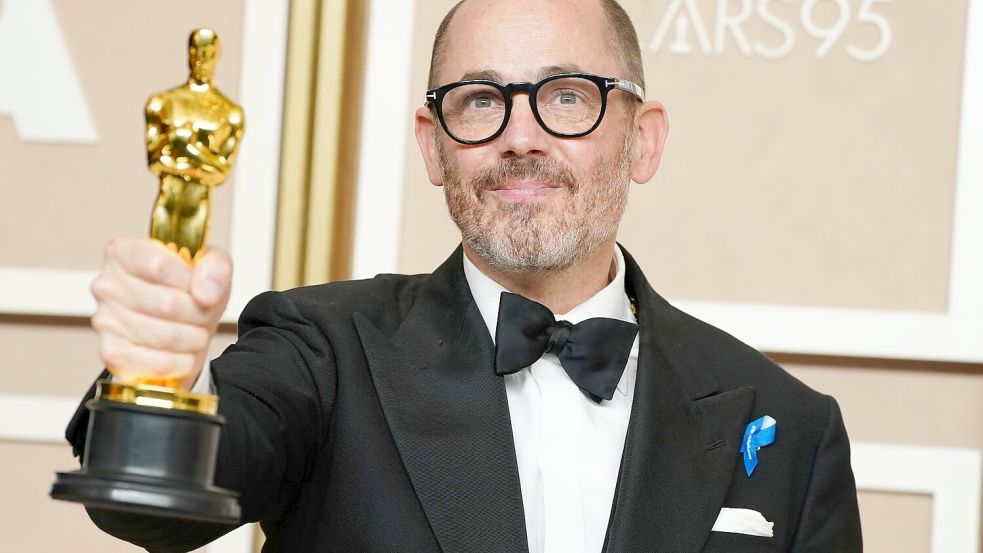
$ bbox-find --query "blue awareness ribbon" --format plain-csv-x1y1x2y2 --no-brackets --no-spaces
739,415,776,477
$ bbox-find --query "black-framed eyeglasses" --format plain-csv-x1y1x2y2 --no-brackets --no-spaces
425,73,644,145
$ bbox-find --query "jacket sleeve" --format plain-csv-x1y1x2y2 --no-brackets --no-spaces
67,290,338,553
790,395,863,552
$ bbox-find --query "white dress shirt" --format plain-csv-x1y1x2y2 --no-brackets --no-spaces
462,247,639,553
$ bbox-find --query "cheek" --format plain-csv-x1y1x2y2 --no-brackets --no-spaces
455,146,497,172
554,143,605,183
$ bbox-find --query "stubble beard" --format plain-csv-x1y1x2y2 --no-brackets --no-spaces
438,130,634,274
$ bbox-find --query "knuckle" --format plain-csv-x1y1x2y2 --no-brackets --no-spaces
155,292,180,319
156,325,181,350
90,311,112,333
90,276,114,300
188,327,210,352
145,255,166,281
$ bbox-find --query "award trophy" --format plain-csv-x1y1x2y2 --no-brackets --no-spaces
50,28,244,524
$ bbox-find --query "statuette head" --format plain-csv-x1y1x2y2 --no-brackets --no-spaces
188,28,220,83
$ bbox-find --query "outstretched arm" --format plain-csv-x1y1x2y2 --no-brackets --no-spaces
68,291,337,552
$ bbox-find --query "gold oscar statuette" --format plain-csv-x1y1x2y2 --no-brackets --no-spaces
51,29,243,525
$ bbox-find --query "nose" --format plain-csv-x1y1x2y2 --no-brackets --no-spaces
495,93,550,158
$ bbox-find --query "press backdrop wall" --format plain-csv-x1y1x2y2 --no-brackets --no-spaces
1,1,981,552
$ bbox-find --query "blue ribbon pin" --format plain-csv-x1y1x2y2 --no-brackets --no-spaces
739,415,776,477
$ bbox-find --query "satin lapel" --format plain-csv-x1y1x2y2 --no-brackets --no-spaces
603,248,755,553
354,248,528,553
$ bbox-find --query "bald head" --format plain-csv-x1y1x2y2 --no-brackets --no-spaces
427,0,644,89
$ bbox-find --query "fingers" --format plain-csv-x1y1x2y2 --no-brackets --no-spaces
105,237,192,289
99,333,198,380
91,238,233,382
92,302,211,354
191,248,233,310
91,268,211,326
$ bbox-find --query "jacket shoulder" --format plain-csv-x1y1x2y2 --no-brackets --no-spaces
281,274,430,321
666,303,831,415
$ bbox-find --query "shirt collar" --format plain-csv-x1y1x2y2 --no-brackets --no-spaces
462,246,638,394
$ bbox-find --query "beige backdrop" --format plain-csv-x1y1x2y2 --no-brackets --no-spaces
398,0,963,313
2,0,982,551
0,0,245,550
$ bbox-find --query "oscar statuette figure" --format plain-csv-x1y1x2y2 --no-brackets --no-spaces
50,28,244,524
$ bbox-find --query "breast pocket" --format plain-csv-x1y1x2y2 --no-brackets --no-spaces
702,531,786,552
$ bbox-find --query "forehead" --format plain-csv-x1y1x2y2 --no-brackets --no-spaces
440,0,618,84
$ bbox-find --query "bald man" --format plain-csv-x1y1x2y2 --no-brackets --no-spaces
70,1,862,551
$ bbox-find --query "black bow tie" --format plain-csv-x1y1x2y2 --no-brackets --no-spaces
494,292,639,403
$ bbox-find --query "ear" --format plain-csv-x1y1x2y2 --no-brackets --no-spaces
415,105,444,186
629,100,669,185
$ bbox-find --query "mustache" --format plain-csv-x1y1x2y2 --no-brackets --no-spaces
468,157,578,194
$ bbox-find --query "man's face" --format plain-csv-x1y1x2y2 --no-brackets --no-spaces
420,0,640,273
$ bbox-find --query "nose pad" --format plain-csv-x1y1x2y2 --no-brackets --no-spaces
496,94,550,157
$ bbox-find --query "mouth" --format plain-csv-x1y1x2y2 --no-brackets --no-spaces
487,180,564,201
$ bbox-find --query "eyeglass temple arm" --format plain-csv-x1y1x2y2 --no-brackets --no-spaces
606,78,645,101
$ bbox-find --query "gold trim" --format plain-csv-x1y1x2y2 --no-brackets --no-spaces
96,380,219,415
273,0,366,290
274,0,320,290
304,0,353,285
328,0,367,283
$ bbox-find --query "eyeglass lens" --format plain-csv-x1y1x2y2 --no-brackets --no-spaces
441,76,603,143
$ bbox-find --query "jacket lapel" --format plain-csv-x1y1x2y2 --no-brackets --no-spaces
604,248,755,553
354,248,528,553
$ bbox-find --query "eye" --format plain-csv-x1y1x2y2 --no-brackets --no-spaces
547,88,589,107
470,94,495,108
558,92,580,105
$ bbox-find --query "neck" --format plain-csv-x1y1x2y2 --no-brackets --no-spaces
464,238,618,315
189,75,212,87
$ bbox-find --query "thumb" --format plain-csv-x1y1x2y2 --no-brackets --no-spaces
190,247,233,309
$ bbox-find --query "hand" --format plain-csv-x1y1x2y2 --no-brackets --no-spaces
91,238,232,388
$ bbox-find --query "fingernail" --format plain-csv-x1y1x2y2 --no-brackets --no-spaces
197,278,222,304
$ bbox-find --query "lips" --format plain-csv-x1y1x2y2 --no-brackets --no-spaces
487,179,564,200
489,179,564,200
468,158,577,200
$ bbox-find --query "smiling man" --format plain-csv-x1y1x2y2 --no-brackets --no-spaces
69,0,862,551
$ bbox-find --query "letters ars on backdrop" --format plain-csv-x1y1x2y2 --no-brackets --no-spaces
0,0,98,143
648,0,893,62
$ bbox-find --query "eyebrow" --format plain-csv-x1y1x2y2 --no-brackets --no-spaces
535,64,585,80
460,69,505,82
458,64,587,84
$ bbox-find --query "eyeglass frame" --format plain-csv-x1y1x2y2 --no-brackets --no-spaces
425,72,645,145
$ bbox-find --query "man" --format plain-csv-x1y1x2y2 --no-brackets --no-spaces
70,0,862,551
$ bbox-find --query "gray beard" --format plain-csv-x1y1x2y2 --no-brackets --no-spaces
439,134,633,274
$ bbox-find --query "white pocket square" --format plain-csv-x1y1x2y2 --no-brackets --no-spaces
711,508,774,537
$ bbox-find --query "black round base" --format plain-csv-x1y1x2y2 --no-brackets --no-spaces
50,393,240,525
51,470,239,525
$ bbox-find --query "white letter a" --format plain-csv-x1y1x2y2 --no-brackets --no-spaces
0,0,98,143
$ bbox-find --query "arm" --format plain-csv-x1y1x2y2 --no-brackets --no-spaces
145,96,169,177
69,291,337,552
163,105,244,181
216,107,245,168
789,396,863,552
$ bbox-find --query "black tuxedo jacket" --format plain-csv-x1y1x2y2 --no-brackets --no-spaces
67,246,862,552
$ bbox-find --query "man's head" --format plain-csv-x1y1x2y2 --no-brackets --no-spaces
428,0,645,93
188,28,220,82
415,0,668,274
